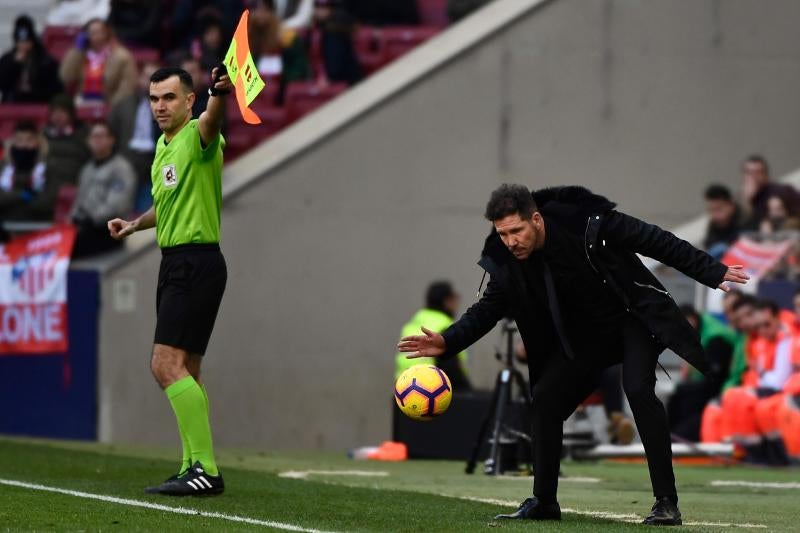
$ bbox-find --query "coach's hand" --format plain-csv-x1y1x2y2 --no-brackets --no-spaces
718,264,749,292
397,327,446,359
108,218,136,240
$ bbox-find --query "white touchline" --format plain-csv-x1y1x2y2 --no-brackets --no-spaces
455,495,767,528
278,470,389,480
0,478,341,533
712,480,800,489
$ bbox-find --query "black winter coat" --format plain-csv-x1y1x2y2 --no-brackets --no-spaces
441,186,728,376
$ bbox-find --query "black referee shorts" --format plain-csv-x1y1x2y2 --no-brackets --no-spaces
155,243,227,355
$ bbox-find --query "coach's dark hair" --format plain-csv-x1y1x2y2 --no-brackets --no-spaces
484,184,537,221
704,184,733,202
744,154,770,176
150,67,194,93
426,281,455,312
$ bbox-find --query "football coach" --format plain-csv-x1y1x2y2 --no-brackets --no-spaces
398,184,748,526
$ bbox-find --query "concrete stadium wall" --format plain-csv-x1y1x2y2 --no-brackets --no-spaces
97,0,800,450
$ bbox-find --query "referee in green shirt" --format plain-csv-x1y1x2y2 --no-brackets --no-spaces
108,65,231,496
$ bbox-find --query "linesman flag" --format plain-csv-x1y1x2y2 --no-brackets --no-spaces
224,10,266,124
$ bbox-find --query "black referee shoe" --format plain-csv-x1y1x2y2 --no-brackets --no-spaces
642,497,682,526
494,497,561,520
144,462,224,496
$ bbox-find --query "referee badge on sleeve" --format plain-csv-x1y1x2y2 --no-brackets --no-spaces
162,164,178,188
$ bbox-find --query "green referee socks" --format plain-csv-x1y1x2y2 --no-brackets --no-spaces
165,376,219,477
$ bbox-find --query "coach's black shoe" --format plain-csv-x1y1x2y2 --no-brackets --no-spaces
494,497,561,520
145,462,224,496
642,497,682,526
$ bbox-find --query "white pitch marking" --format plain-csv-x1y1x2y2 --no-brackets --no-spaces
278,470,389,480
496,475,601,483
712,480,800,490
455,495,766,528
0,478,340,533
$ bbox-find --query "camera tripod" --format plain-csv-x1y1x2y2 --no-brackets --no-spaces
465,320,532,475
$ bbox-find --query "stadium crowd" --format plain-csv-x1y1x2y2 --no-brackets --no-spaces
0,0,484,255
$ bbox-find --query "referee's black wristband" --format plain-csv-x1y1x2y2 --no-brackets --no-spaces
208,86,231,97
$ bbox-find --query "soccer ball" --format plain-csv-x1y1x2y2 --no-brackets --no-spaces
394,365,453,421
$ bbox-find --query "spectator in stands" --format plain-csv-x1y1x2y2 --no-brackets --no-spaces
448,0,491,22
192,17,227,72
668,305,736,441
348,0,419,25
46,0,110,26
759,192,800,235
740,154,800,230
395,281,472,390
109,61,160,212
271,0,314,30
108,0,161,49
70,121,136,258
43,94,91,218
177,57,209,118
59,18,137,106
171,0,245,51
0,121,47,220
719,300,794,464
720,290,749,392
702,184,742,259
249,0,312,83
313,0,362,85
0,15,63,103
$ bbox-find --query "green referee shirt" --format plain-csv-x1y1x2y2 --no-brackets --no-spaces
151,119,225,248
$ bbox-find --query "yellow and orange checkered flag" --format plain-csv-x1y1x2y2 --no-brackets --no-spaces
223,10,266,124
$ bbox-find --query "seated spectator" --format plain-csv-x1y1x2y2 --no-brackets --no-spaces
0,15,63,103
59,18,137,106
759,192,800,235
43,94,91,216
395,281,472,391
108,0,161,49
348,0,419,26
702,184,742,259
313,0,362,86
171,0,244,51
46,0,110,26
191,16,227,72
249,0,312,83
178,56,209,118
448,0,491,23
740,154,800,230
709,301,794,464
108,61,160,212
273,0,314,30
668,305,737,441
70,121,136,258
0,121,48,220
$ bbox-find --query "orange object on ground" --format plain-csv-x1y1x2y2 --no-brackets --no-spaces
367,441,408,461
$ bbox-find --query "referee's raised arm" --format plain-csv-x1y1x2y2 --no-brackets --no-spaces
198,66,233,147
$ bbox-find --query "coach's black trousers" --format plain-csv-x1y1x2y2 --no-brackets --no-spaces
529,315,676,502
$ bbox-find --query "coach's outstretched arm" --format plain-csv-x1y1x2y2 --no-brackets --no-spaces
398,276,508,359
601,210,748,291
198,66,233,147
108,206,156,240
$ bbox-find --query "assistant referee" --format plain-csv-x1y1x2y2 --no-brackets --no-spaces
108,65,232,496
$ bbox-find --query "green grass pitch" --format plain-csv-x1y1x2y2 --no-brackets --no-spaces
1,437,799,531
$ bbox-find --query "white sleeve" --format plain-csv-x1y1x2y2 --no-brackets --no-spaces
760,338,794,390
283,0,313,29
